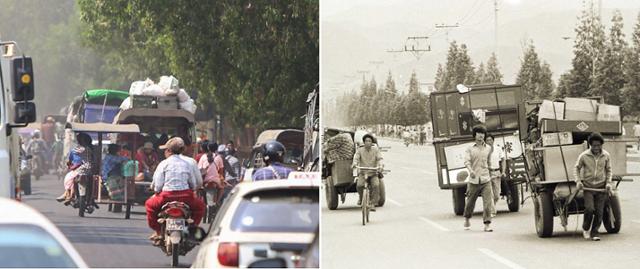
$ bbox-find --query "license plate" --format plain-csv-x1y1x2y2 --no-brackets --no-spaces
166,219,186,231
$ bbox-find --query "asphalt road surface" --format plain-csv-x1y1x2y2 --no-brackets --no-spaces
23,175,202,268
322,137,640,269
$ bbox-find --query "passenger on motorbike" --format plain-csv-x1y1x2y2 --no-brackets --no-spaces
252,140,293,181
145,137,205,241
352,134,384,211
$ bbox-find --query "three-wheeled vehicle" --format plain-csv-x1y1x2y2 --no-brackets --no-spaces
242,129,305,181
322,128,387,210
430,84,526,215
113,107,197,206
521,98,636,237
68,122,141,219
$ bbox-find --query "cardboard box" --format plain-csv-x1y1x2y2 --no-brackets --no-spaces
541,119,622,135
541,132,573,146
603,139,627,175
131,95,156,108
542,143,587,181
564,98,598,121
156,96,179,109
538,100,565,123
597,104,621,122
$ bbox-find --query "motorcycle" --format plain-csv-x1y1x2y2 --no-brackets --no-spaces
30,153,45,180
155,201,205,267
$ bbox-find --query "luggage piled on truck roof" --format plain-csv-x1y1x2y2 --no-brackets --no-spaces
120,75,197,114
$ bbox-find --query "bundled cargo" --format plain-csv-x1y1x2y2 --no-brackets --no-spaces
122,75,196,114
323,133,355,163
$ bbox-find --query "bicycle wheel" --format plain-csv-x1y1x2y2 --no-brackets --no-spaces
362,188,369,226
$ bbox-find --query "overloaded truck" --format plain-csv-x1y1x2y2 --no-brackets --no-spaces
0,40,37,199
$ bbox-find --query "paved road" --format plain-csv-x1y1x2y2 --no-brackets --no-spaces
322,138,640,269
23,175,202,268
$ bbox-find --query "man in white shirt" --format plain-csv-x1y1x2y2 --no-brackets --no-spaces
486,134,506,217
633,121,640,150
145,137,205,240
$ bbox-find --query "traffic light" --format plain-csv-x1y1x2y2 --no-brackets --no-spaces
10,56,34,101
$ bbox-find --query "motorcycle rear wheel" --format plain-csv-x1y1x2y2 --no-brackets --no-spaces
171,243,180,267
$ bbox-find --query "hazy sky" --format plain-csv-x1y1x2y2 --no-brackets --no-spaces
321,0,640,101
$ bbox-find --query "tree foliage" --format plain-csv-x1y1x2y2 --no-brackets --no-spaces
516,41,554,100
78,0,319,129
340,71,430,127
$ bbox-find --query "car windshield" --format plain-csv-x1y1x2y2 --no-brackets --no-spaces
230,189,319,233
0,224,77,268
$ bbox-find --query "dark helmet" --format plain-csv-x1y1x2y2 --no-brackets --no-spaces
262,140,286,162
362,133,375,143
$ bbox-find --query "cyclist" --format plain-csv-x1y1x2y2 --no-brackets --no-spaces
352,133,383,211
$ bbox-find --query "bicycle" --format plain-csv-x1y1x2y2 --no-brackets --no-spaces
356,166,380,226
198,183,222,224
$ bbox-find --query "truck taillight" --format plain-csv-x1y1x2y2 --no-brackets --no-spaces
218,242,239,267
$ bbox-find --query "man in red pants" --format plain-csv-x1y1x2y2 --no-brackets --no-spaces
145,137,204,240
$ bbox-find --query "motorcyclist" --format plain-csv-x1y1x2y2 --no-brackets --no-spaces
352,133,384,211
252,140,293,181
27,130,47,177
145,137,205,241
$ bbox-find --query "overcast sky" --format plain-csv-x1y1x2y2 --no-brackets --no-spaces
321,0,640,101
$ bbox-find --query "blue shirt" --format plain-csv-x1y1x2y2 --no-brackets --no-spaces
252,163,293,181
102,154,129,180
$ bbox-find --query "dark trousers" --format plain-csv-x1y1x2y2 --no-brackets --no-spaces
463,182,494,224
583,190,607,237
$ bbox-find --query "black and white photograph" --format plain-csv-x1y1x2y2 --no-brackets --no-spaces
321,1,640,268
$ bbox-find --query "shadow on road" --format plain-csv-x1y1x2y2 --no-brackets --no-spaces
57,225,149,246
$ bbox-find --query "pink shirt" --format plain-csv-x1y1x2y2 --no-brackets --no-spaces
197,153,224,184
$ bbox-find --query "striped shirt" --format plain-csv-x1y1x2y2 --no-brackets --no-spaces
153,154,202,193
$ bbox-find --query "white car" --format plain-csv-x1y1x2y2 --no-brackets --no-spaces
0,198,88,268
191,178,319,268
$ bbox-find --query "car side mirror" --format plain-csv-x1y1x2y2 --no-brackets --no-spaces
247,258,287,268
14,102,36,123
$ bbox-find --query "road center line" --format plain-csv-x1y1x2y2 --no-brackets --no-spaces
387,198,403,207
419,217,450,232
478,248,526,269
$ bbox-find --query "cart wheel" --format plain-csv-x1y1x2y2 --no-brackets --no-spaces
325,176,339,210
534,192,554,237
78,195,86,218
125,203,132,219
377,179,386,207
603,195,621,234
507,183,520,212
452,187,466,216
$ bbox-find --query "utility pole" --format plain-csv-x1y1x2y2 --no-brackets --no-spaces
435,23,459,44
494,0,498,55
404,36,431,60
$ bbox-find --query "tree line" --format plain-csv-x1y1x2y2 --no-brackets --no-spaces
0,0,318,130
330,5,640,128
